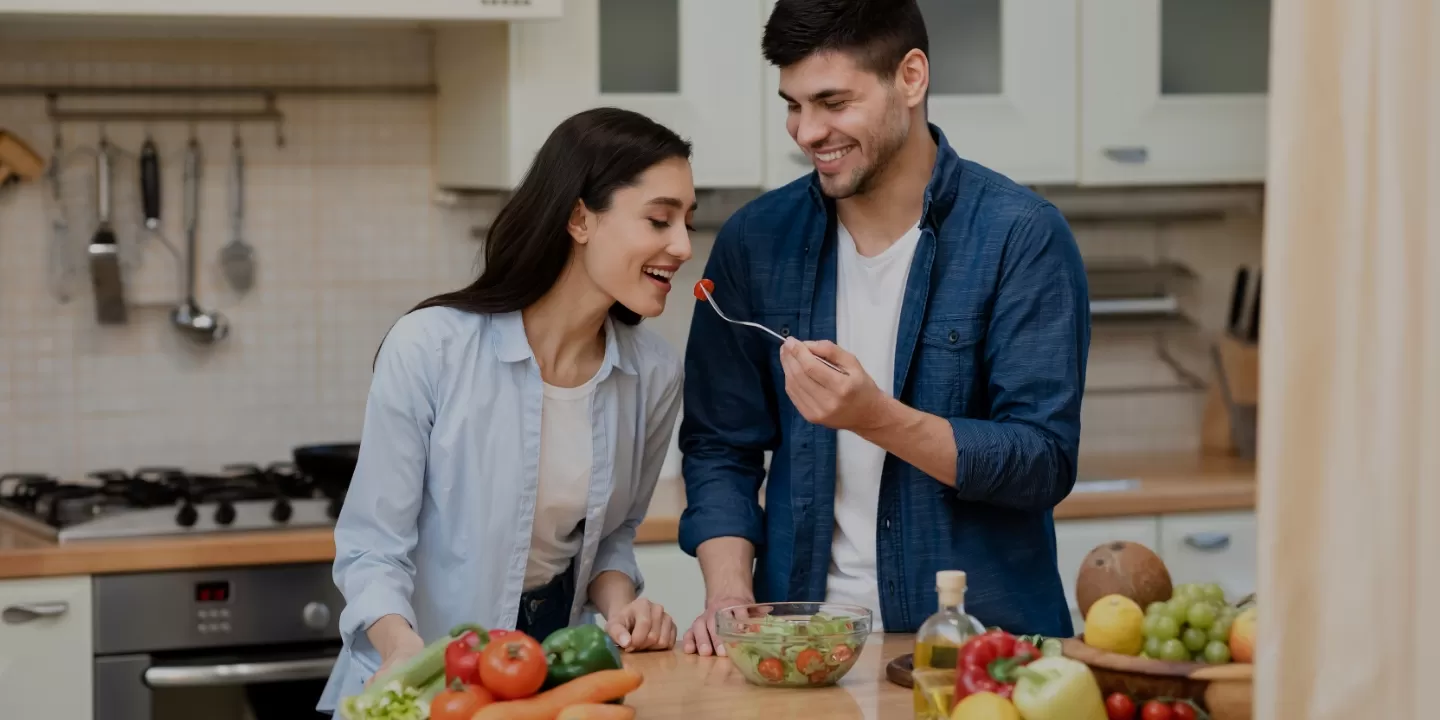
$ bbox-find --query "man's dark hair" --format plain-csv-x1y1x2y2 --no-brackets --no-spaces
761,0,929,78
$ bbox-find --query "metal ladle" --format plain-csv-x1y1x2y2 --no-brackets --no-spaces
171,136,229,344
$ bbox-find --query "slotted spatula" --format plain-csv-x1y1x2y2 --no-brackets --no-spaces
219,133,255,292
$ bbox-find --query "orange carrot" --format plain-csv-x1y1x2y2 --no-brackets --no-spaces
555,704,636,720
470,668,644,720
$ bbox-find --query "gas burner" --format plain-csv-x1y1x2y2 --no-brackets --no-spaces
0,461,339,543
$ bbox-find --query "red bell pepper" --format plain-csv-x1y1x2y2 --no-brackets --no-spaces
953,629,1041,701
444,624,491,687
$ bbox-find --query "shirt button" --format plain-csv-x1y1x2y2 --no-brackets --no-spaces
886,581,897,595
779,325,791,337
948,330,960,343
883,518,892,529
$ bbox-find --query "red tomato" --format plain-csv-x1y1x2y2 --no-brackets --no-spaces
795,648,825,675
756,657,785,683
1141,700,1175,720
828,644,854,666
430,682,493,720
1105,692,1137,720
1171,701,1199,720
808,670,830,684
478,634,547,700
693,278,715,301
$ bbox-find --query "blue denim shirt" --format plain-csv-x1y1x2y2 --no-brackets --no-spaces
318,307,682,712
678,125,1089,636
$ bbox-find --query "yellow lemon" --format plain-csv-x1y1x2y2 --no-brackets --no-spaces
950,691,1021,720
1084,593,1146,655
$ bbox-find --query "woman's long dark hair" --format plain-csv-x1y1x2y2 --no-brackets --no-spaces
413,107,693,326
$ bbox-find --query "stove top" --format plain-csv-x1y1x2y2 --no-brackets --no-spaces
0,463,342,544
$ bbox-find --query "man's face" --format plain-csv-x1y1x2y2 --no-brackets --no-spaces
779,50,911,199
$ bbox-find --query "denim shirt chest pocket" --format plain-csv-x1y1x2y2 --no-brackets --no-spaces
910,313,986,416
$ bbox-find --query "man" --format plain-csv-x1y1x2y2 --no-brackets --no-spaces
678,0,1090,654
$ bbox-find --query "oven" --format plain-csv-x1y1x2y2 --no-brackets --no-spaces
92,564,343,720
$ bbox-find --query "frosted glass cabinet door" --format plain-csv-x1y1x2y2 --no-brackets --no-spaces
763,0,1078,188
510,0,765,187
1080,0,1272,185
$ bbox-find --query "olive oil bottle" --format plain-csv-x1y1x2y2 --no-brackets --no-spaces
912,570,985,719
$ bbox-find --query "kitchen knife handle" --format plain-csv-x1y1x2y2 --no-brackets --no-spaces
140,139,161,230
2,601,70,624
1227,266,1249,335
1245,274,1263,343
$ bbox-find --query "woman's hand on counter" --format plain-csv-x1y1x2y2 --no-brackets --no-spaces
603,596,677,652
365,613,425,687
589,570,677,652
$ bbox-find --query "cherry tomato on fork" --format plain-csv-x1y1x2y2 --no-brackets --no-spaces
694,278,715,301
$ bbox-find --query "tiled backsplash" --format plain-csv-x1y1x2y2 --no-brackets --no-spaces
0,25,1263,488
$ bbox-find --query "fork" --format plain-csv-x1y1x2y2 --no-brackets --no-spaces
699,284,849,375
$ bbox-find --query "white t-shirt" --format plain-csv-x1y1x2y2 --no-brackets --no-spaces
824,220,922,632
523,373,599,591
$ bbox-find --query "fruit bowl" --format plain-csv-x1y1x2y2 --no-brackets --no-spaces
714,602,871,688
1062,637,1254,720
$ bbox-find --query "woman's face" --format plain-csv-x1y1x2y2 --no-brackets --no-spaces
572,157,697,318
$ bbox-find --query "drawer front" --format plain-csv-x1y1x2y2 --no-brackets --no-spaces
0,575,93,720
1158,511,1258,604
1054,516,1161,633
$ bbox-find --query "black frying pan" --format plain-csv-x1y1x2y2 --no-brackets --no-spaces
292,443,359,518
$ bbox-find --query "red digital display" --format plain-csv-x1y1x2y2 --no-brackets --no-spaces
195,581,231,603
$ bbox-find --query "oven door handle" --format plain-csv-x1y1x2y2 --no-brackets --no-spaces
143,655,338,687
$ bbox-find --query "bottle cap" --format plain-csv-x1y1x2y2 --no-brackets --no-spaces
936,570,967,593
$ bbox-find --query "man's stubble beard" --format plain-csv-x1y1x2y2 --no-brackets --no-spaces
820,93,911,200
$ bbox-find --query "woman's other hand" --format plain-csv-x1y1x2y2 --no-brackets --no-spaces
364,614,426,687
603,597,676,652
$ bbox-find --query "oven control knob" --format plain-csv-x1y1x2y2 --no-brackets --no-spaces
214,501,236,526
303,601,331,630
175,502,198,527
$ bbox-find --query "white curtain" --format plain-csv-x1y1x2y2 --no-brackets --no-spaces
1259,0,1439,718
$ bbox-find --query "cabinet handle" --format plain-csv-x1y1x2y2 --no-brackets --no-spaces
1103,146,1150,164
1183,532,1231,552
2,601,70,624
788,151,810,166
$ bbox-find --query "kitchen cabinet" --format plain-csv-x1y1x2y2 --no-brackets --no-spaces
436,0,766,190
0,575,93,720
762,0,1078,189
1158,511,1258,604
1080,0,1272,184
0,0,561,20
1055,517,1161,633
633,544,707,633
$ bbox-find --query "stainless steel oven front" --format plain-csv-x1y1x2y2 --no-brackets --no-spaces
92,563,343,720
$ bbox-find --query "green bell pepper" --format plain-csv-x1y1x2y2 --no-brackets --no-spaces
541,624,623,688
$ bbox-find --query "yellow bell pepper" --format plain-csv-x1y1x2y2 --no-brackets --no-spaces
1009,656,1107,720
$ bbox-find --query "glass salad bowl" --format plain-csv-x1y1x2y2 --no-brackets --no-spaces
714,602,873,688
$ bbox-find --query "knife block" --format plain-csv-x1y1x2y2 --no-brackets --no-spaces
1201,335,1259,458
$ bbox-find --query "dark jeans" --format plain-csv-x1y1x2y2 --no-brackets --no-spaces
516,562,576,641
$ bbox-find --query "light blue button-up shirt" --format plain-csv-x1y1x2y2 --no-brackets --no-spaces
318,306,682,712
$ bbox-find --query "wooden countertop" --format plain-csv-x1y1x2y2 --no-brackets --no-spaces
618,633,916,719
0,452,1252,581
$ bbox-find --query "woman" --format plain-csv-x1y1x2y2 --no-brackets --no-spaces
318,107,695,713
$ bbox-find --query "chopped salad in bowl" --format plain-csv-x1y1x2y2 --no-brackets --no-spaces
715,602,872,688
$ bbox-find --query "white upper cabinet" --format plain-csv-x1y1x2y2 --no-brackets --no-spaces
436,0,765,190
1080,0,1272,185
763,0,1078,189
0,0,561,21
